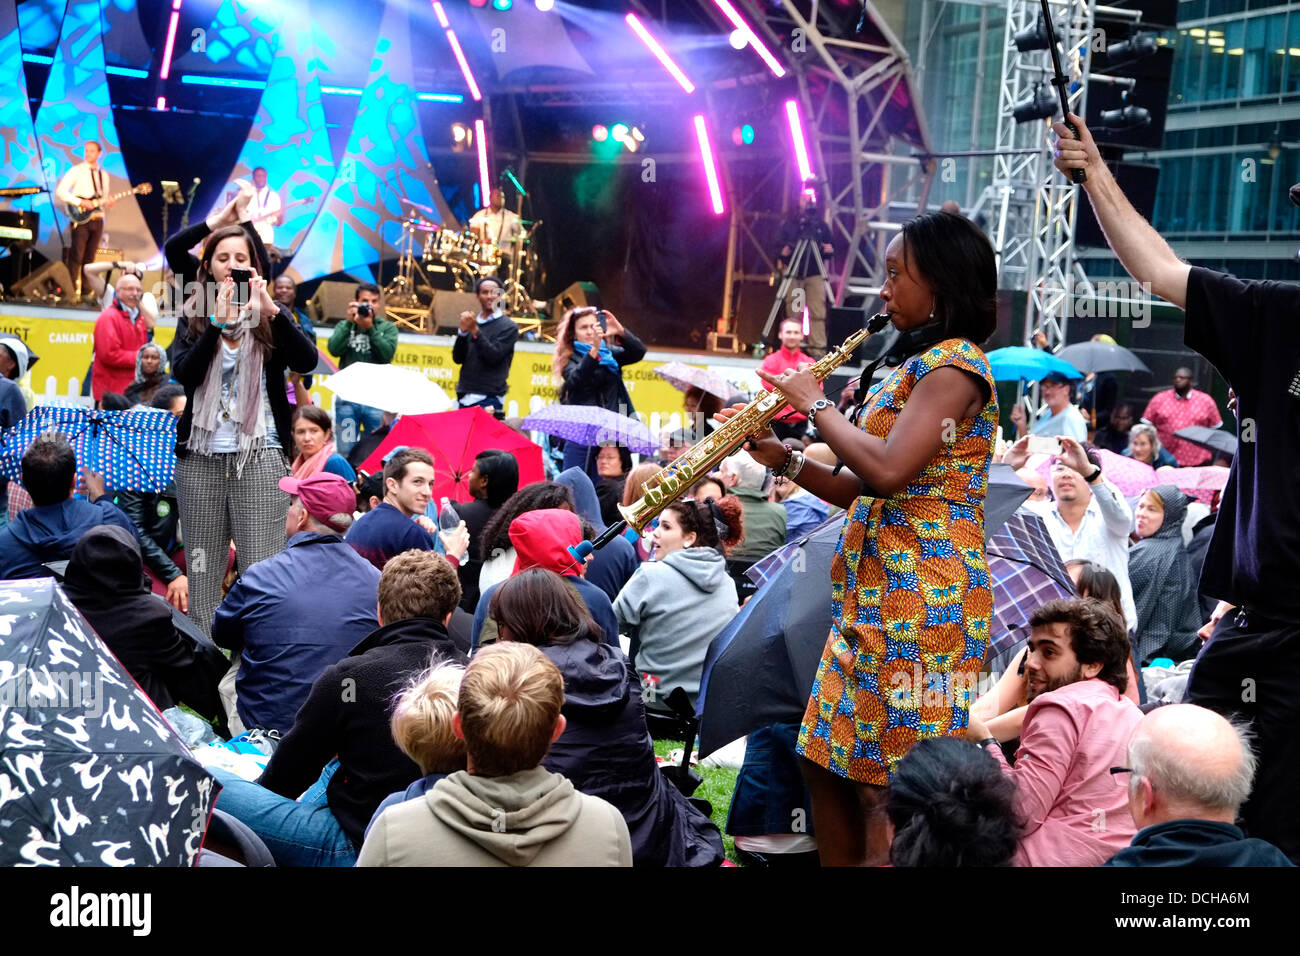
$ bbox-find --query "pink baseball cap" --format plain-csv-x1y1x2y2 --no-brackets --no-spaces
279,473,356,533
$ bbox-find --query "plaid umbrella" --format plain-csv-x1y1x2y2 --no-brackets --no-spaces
653,362,734,400
521,403,658,455
0,406,176,493
984,511,1077,659
0,579,219,866
1155,465,1230,506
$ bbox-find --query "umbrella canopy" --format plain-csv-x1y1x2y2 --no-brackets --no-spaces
325,363,453,416
699,465,1039,756
1055,341,1150,375
986,346,1082,383
0,579,219,866
1174,425,1237,458
653,362,734,401
358,407,545,503
0,406,176,493
521,403,658,456
1155,465,1230,506
984,512,1077,659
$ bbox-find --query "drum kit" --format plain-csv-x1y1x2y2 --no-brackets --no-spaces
383,199,545,332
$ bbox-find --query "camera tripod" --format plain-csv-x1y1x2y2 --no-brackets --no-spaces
762,233,835,344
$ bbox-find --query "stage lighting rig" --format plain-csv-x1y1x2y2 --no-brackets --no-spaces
1095,103,1150,131
1014,15,1052,53
1106,32,1158,61
1013,86,1058,124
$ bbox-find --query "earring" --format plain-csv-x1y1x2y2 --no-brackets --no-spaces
929,298,936,321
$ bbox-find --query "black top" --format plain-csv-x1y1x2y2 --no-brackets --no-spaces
450,317,519,398
454,497,497,613
559,330,646,417
1104,819,1294,867
256,615,467,849
164,220,318,454
1183,267,1300,619
777,217,834,278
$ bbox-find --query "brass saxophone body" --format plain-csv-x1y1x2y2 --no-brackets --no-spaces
618,316,887,533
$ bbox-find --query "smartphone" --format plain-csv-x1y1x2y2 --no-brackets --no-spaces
1026,435,1063,457
230,267,252,307
596,310,608,332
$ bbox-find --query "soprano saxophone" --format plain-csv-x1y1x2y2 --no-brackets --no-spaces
564,314,893,577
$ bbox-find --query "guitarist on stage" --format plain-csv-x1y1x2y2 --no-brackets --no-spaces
55,140,115,300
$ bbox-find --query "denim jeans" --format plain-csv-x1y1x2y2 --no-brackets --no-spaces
457,394,505,415
333,400,385,456
210,759,357,867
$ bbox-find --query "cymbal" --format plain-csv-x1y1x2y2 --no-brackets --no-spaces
402,198,436,216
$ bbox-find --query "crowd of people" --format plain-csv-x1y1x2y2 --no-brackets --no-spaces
2,125,1297,870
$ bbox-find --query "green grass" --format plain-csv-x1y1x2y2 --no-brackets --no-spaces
654,739,740,865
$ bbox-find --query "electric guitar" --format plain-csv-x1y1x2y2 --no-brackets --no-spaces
245,195,315,226
66,182,153,224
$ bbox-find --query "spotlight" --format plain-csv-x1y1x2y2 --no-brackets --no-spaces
728,28,747,50
592,124,608,142
1014,16,1052,53
535,0,554,9
611,123,630,142
1096,104,1151,130
731,124,755,146
1106,32,1158,60
451,122,471,149
631,127,644,143
1012,86,1058,124
492,0,512,9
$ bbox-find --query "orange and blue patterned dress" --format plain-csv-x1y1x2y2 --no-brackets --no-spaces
796,337,999,786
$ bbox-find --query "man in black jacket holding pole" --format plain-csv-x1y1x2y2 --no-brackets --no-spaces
452,276,518,415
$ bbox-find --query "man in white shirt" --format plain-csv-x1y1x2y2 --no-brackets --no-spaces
468,188,521,258
1010,371,1089,442
246,167,282,247
1004,435,1138,630
54,141,114,298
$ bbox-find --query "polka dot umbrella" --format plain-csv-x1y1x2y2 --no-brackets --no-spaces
0,405,177,494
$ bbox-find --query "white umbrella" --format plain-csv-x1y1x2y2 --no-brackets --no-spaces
324,363,453,415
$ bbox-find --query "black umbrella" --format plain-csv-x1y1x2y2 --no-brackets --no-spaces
1174,425,1237,458
0,579,219,866
1055,341,1150,375
697,465,1032,757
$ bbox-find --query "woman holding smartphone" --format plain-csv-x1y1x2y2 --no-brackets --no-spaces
165,184,318,635
551,307,646,476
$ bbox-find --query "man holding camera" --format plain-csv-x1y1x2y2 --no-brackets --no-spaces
776,191,834,357
328,282,398,456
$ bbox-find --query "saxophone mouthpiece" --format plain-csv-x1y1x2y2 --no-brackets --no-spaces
867,311,891,333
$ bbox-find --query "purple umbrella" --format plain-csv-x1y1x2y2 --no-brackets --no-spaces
521,403,659,456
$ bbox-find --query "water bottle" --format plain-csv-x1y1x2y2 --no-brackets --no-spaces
439,498,461,531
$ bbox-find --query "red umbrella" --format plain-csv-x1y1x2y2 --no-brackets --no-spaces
358,408,545,503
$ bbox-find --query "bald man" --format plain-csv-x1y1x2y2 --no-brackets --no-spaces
1105,704,1294,867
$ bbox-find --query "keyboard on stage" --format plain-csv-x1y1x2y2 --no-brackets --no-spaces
0,186,45,199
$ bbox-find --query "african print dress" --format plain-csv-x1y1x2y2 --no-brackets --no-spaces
796,337,999,786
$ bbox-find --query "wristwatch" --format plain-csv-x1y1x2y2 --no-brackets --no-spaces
978,737,1001,751
1084,465,1103,484
807,398,834,425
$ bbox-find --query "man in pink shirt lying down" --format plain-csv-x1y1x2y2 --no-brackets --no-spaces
967,598,1143,866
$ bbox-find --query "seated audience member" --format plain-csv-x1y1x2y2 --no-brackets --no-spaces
657,428,694,466
593,444,632,527
0,433,137,580
613,496,742,711
1129,485,1202,666
621,462,663,560
213,550,468,866
63,525,226,722
776,442,836,542
151,382,186,417
1106,704,1294,867
354,471,384,514
973,561,1140,742
124,343,173,407
367,660,468,833
690,475,727,504
490,569,724,866
1124,422,1177,469
553,466,639,601
719,450,785,563
1091,403,1134,456
212,472,381,735
1004,435,1137,629
1014,467,1049,503
291,405,356,482
357,642,633,867
346,448,438,571
887,737,1021,867
453,450,519,612
473,509,619,649
98,392,131,412
966,598,1143,866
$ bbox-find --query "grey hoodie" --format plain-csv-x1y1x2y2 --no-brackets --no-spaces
356,766,631,867
612,547,738,708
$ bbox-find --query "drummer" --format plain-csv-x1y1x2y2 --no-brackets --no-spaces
468,187,522,260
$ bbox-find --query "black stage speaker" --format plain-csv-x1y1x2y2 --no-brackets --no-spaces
310,280,359,324
12,261,75,301
431,290,480,333
549,281,600,320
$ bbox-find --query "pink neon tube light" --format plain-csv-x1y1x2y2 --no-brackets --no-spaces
785,99,814,182
431,1,449,29
475,118,491,205
159,1,183,81
446,29,482,102
693,115,724,215
625,13,695,94
712,0,785,77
